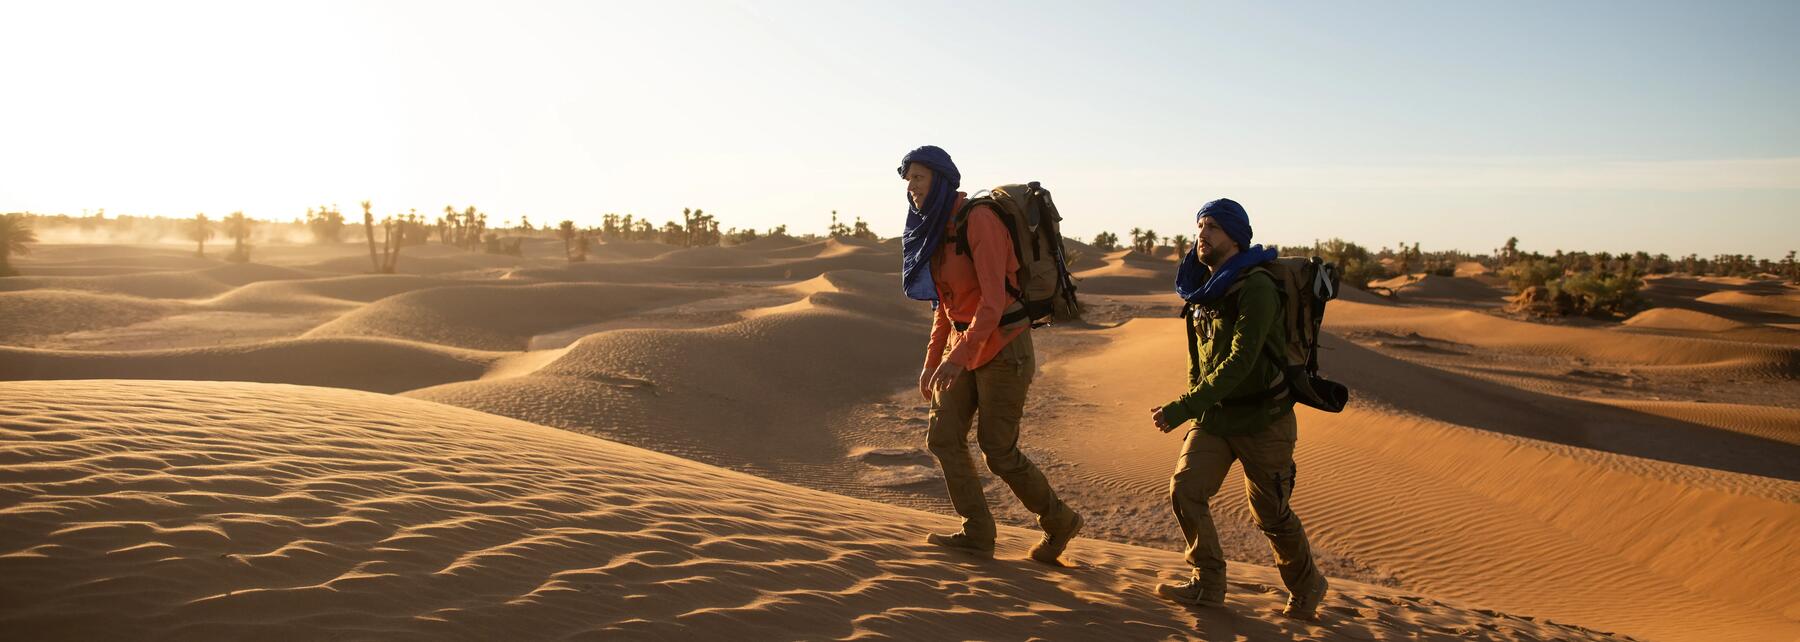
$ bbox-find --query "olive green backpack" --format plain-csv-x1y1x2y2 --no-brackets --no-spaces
947,181,1083,327
1184,257,1350,413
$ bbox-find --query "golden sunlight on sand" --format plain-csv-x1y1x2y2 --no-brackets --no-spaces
3,236,1795,641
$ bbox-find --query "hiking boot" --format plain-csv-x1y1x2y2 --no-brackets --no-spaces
1282,574,1329,620
1028,509,1083,564
1156,577,1225,607
926,531,995,557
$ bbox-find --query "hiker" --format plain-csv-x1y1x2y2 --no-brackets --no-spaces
898,145,1083,563
1150,198,1329,619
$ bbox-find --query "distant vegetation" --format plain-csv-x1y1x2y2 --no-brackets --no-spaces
8,210,1796,311
826,210,879,241
558,220,588,262
361,201,411,274
0,213,38,276
188,213,213,258
1127,228,1160,253
224,211,252,263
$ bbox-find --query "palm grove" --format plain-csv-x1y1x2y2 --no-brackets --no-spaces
3,210,1796,319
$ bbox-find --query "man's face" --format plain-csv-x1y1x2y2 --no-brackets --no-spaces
1196,216,1237,265
903,163,934,209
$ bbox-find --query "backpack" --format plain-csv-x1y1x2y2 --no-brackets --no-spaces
948,182,1082,327
1184,256,1350,413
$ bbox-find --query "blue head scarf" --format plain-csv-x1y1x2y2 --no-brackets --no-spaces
897,145,961,301
1175,198,1278,304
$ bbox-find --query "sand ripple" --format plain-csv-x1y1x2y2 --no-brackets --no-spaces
0,380,1629,641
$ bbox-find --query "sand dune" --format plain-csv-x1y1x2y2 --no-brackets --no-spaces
13,242,208,261
1620,309,1800,347
1699,290,1800,317
0,275,481,351
0,338,496,394
1622,307,1749,332
190,262,320,286
647,245,776,267
747,237,882,260
1589,399,1800,446
1373,274,1509,306
1454,261,1489,277
0,380,1628,641
1024,318,1799,642
1314,331,1800,482
0,290,178,344
1073,250,1179,295
0,257,322,299
728,235,810,252
1059,238,1107,271
507,245,896,285
0,271,243,299
200,274,468,312
404,272,922,480
304,283,723,351
583,239,683,261
1642,276,1800,326
301,253,540,276
1328,299,1800,377
5,240,1794,641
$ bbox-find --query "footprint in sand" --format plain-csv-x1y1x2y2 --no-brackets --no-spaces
851,446,941,487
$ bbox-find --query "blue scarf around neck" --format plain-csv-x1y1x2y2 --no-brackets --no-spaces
1175,244,1279,305
898,146,961,301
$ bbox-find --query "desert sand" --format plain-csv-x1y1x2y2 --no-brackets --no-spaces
3,238,1796,641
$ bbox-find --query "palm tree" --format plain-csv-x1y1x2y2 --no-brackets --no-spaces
363,201,379,270
189,213,214,258
1128,227,1143,253
558,220,581,261
223,211,251,262
1,213,38,276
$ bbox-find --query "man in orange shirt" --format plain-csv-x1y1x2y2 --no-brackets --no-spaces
897,145,1082,564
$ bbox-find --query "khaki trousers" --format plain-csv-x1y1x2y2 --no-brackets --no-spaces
926,332,1070,539
1169,411,1322,592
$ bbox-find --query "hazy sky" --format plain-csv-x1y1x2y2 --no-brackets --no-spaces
3,1,1795,257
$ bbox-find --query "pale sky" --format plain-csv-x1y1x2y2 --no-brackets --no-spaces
3,0,1795,257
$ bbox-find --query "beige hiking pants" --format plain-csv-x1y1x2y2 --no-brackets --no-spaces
1169,411,1322,592
926,332,1071,539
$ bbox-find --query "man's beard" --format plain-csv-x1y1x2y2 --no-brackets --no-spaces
1199,245,1225,267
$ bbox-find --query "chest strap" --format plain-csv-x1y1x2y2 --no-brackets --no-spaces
952,304,1031,332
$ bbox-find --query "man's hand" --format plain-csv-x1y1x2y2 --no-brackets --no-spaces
928,360,966,397
1151,405,1174,433
919,364,935,402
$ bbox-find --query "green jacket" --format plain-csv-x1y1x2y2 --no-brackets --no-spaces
1162,269,1293,436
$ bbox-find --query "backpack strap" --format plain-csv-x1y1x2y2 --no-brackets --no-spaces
1182,301,1201,379
950,196,1025,302
1192,266,1293,410
952,305,1031,332
948,197,989,258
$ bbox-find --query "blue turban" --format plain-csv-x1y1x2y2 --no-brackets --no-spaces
1176,197,1276,304
897,145,961,301
1197,198,1252,249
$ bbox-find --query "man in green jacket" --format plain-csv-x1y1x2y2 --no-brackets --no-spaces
1149,198,1328,619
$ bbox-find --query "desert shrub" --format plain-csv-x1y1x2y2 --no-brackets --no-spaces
1503,259,1563,291
1338,259,1389,290
1552,270,1647,318
1301,238,1388,290
723,227,759,245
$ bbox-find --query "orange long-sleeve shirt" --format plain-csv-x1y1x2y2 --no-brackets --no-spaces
924,193,1026,371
